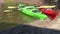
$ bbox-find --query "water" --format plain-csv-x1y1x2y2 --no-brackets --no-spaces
0,1,60,31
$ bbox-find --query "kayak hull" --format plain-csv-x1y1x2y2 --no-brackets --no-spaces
38,8,58,20
18,4,47,20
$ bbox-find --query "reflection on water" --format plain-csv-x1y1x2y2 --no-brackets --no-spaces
21,13,38,23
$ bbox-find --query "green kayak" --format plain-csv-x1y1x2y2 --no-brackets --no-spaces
18,4,47,20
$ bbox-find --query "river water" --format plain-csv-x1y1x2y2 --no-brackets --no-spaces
1,3,60,31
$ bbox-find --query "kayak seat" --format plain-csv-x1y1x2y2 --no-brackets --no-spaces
32,10,40,13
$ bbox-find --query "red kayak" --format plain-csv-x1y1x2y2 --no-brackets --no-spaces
58,10,60,13
38,8,58,20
